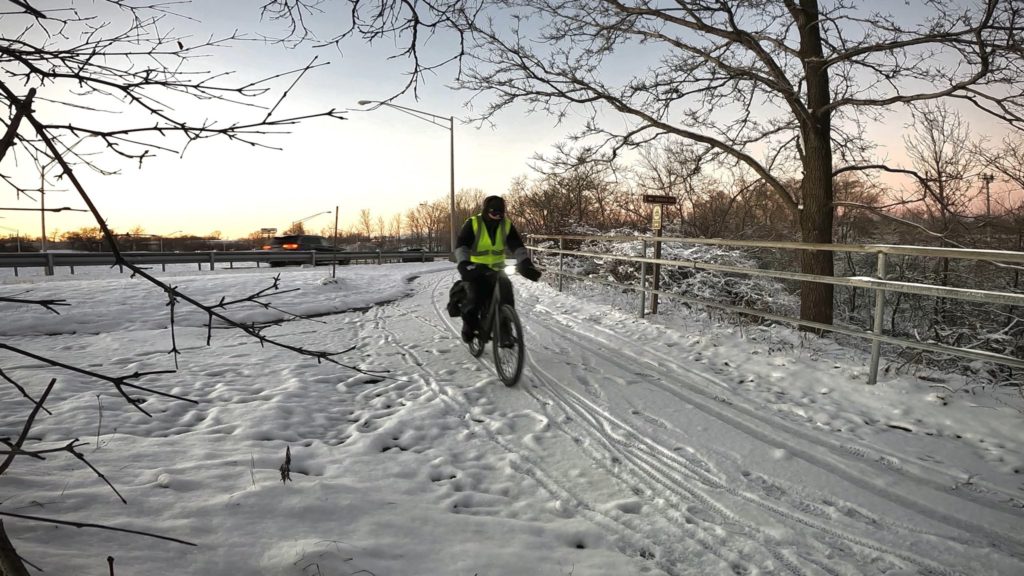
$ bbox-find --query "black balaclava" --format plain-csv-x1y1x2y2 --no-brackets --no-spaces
482,196,506,219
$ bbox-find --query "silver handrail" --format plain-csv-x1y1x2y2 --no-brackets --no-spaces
527,235,1024,383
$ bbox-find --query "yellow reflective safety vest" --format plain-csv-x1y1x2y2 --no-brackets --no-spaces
469,214,511,270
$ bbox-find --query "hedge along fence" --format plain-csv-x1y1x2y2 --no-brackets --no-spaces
526,234,1024,385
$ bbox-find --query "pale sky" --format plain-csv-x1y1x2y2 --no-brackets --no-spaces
0,2,575,240
0,1,1015,241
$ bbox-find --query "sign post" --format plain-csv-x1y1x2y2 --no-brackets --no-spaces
642,195,677,314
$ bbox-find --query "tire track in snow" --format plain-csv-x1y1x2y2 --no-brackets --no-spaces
377,274,1018,575
517,325,862,576
351,274,696,576
561,306,1022,519
516,292,1022,574
415,276,841,575
520,316,964,576
530,301,1024,551
434,276,957,574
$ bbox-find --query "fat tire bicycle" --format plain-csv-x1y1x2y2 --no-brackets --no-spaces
466,268,525,386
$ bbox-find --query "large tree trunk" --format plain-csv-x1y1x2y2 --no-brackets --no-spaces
797,0,835,328
799,150,835,328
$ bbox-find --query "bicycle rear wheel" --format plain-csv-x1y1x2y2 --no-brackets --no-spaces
493,304,524,386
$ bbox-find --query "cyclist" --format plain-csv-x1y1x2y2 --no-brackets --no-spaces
455,195,542,343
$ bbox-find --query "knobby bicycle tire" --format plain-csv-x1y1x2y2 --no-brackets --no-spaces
493,304,525,386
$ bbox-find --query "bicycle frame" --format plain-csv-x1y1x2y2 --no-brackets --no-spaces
466,266,525,386
479,270,506,342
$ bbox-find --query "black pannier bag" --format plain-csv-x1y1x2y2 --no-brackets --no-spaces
447,281,466,317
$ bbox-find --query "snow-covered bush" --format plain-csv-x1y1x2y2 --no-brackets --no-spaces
531,228,1019,387
533,226,798,320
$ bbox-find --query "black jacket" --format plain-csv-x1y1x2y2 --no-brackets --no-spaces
454,215,528,264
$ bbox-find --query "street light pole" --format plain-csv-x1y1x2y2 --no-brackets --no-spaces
448,114,456,257
40,171,46,251
358,100,457,259
38,158,61,252
160,230,182,252
290,210,332,232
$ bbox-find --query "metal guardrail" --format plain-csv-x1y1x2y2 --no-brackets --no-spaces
0,250,447,276
527,234,1024,383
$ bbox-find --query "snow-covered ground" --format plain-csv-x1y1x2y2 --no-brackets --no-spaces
1,261,1022,576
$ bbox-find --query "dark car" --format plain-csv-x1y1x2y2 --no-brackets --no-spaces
262,235,345,267
399,247,434,262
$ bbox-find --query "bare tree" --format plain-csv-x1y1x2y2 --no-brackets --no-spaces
633,139,704,226
273,0,1024,327
405,205,428,247
376,215,387,246
421,199,450,250
390,213,403,246
977,134,1024,243
247,229,268,248
529,147,626,231
455,187,487,224
0,2,354,570
284,221,307,235
902,103,982,237
358,209,374,241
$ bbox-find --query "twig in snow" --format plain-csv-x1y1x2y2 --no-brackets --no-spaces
280,446,291,483
0,294,69,314
94,394,103,451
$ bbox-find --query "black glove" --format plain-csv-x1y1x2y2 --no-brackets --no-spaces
517,259,542,282
457,261,483,281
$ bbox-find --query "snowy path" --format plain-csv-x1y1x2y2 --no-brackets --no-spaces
341,269,1024,575
2,263,1022,575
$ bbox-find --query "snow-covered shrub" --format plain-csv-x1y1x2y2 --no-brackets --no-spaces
533,227,797,320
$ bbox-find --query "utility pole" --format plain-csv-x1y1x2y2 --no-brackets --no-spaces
981,173,994,219
332,205,340,279
40,172,47,252
981,173,995,243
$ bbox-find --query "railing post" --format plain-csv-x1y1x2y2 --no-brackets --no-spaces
209,252,215,271
45,252,55,276
651,230,663,314
639,239,648,318
868,251,887,385
558,237,564,292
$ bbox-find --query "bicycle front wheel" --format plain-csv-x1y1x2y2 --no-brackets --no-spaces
493,304,525,386
468,332,485,358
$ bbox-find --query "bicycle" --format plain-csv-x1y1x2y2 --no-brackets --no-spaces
466,267,525,386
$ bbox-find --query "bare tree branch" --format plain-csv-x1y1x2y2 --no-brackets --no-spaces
0,378,55,476
0,512,196,547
